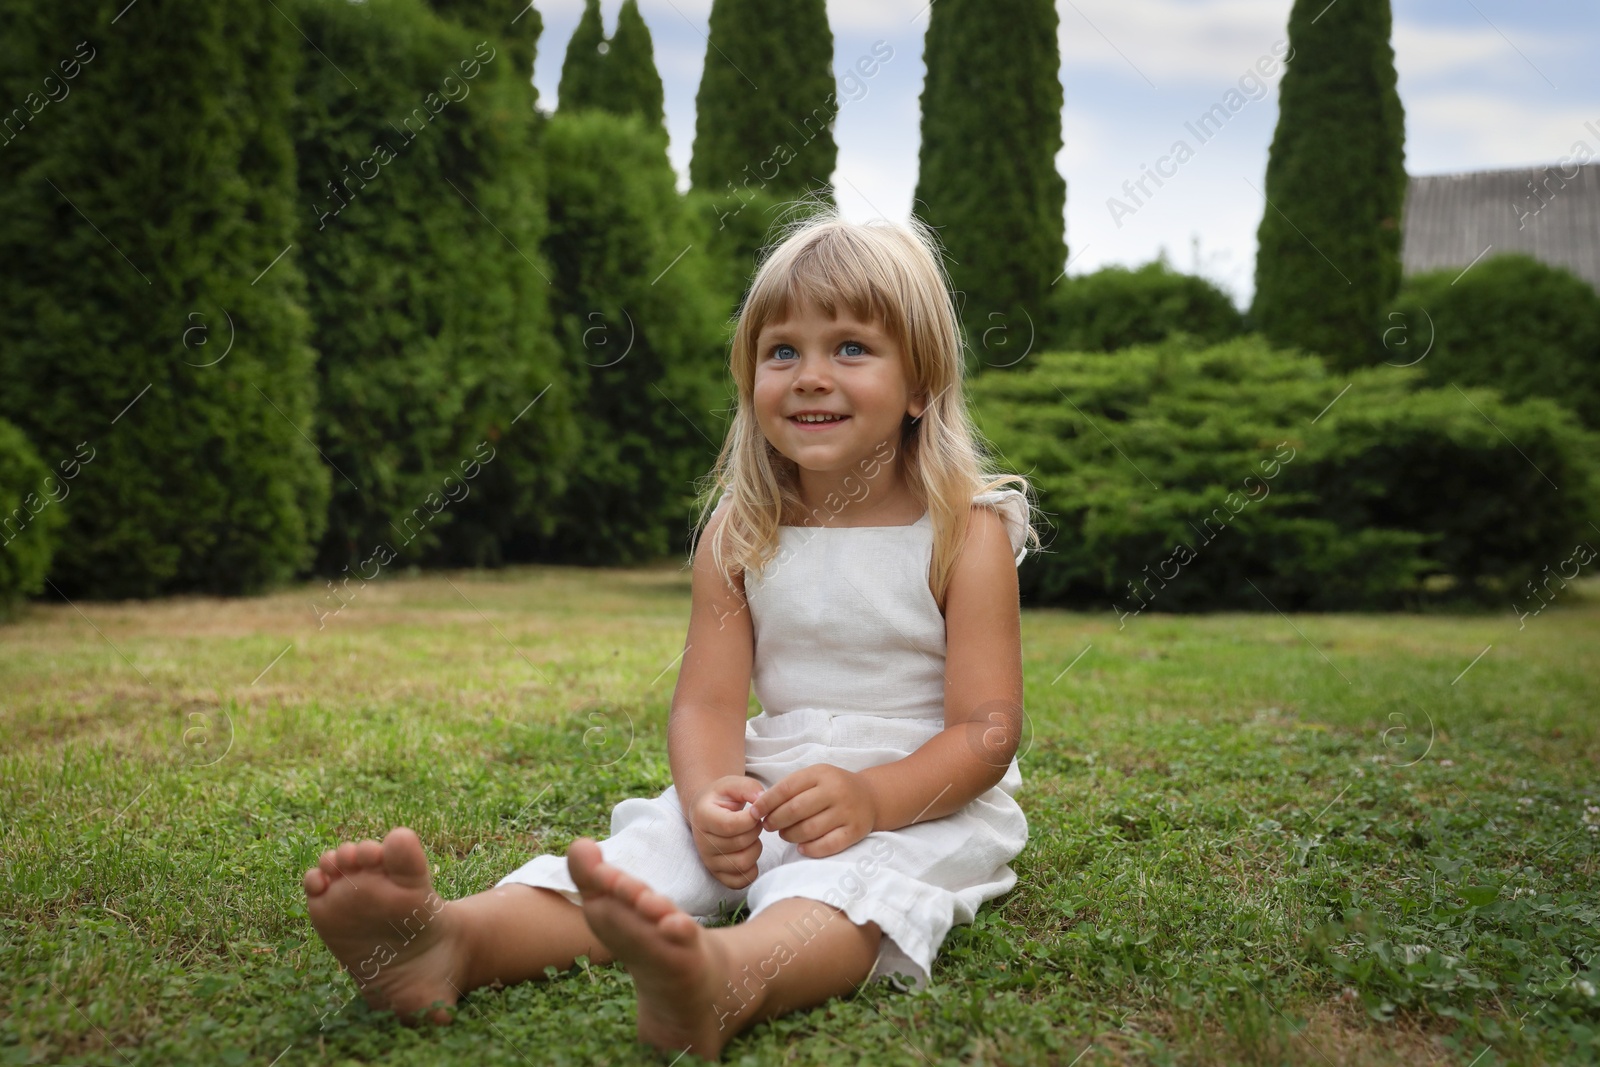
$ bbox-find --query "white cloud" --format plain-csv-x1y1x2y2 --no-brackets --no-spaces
1405,91,1600,173
1393,20,1529,80
1057,0,1292,86
827,0,929,33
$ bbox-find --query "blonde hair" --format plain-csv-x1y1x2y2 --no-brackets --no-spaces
691,201,1042,611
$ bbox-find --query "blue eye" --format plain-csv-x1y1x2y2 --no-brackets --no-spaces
768,340,870,361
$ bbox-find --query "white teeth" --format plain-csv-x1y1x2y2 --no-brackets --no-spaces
794,414,844,423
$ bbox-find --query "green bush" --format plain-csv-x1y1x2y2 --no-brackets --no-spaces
970,336,1600,611
524,110,729,564
0,419,65,616
0,0,330,598
684,185,800,326
1044,261,1244,355
288,0,578,573
1386,253,1600,428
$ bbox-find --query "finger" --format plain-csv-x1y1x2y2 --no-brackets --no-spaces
779,810,841,846
797,825,858,859
707,841,761,871
697,832,759,866
761,787,831,832
751,769,814,822
699,803,759,837
700,826,762,850
714,866,758,890
696,812,748,840
708,777,765,810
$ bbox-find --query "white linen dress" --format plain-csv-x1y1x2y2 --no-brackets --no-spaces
496,488,1031,990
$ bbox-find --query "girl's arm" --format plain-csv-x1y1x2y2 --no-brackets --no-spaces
667,506,774,889
754,505,1024,852
668,506,756,810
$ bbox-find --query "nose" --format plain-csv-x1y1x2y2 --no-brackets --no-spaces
792,348,835,391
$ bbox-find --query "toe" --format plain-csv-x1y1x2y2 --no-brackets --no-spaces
318,848,342,879
381,827,431,884
355,839,383,868
606,867,654,909
658,910,698,944
566,838,606,895
336,841,360,870
304,867,329,895
634,888,678,922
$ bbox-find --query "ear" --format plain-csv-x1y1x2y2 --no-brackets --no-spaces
907,390,928,421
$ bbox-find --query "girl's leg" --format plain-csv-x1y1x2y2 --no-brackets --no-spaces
303,826,612,1023
567,837,881,1061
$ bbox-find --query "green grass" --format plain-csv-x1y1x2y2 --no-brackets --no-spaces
2,564,1598,1065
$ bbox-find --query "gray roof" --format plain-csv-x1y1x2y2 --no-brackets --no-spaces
1401,162,1600,291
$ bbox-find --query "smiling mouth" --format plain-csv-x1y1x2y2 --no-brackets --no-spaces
789,414,849,426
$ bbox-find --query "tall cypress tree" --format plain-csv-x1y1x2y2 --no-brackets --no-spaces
599,0,666,131
914,0,1065,368
688,0,837,203
1250,0,1406,368
557,0,609,114
0,0,328,597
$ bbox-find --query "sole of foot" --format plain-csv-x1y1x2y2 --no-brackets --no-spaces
567,837,737,1061
303,826,462,1025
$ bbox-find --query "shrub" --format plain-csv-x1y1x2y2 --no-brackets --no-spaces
524,110,729,564
0,0,329,598
288,0,578,573
1044,261,1244,355
969,335,1600,612
1386,253,1600,428
0,420,65,617
684,185,798,326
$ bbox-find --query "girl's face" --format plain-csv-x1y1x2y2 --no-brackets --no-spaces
751,299,925,473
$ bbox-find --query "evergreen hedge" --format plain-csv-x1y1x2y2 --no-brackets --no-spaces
970,337,1600,612
288,0,577,573
684,185,800,324
0,0,329,598
1047,262,1244,354
527,111,729,564
0,419,65,616
1250,0,1406,368
1386,253,1600,428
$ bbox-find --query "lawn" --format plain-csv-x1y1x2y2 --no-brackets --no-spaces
2,564,1597,1066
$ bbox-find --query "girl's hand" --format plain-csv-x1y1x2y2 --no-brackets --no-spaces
686,776,765,889
752,765,878,858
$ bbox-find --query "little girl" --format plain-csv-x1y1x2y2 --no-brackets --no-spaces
302,207,1041,1061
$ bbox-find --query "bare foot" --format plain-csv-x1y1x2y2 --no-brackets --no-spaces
303,827,463,1024
567,837,740,1060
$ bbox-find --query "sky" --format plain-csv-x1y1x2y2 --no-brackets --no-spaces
528,0,1598,307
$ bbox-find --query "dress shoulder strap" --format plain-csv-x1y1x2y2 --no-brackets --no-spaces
969,487,1031,567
